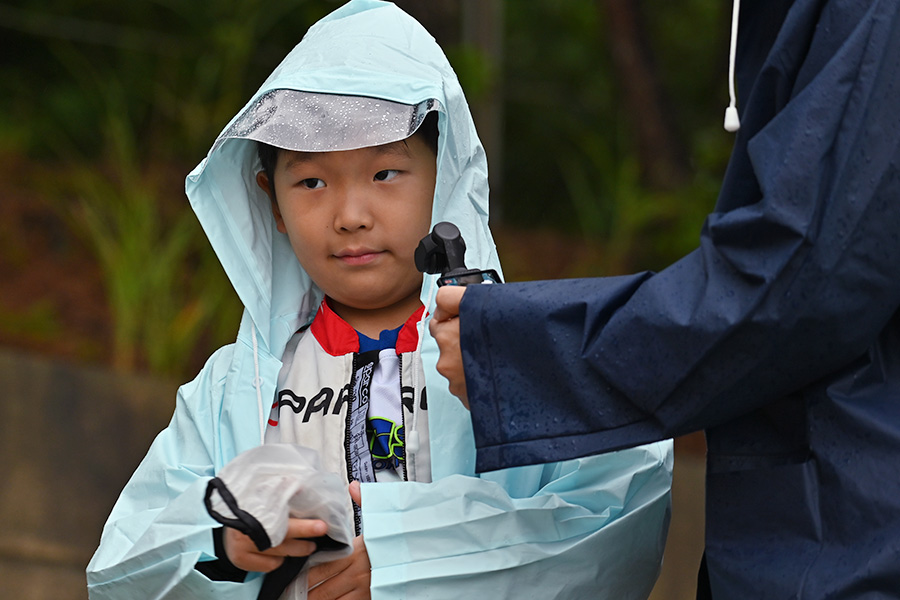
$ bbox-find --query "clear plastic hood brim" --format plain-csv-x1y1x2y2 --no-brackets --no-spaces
212,90,442,153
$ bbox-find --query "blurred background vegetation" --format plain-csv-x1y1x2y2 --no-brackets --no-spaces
0,0,736,380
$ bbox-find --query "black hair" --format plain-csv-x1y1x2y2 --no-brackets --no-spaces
257,141,280,196
415,110,439,155
256,109,440,199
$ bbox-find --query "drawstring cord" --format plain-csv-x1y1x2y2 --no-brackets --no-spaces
408,277,439,466
251,325,266,444
724,0,741,132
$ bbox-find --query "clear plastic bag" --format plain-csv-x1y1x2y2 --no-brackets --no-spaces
204,444,354,599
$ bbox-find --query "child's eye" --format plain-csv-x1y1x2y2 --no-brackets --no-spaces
374,170,399,182
300,178,325,189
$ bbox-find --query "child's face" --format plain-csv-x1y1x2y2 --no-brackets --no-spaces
258,135,436,328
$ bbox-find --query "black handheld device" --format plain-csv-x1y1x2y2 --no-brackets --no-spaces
415,222,502,286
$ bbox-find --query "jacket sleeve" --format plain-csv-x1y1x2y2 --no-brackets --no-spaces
362,441,672,600
460,0,900,472
86,345,263,599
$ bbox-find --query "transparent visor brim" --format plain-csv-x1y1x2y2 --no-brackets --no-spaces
213,90,441,153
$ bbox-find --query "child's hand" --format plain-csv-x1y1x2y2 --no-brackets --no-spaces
307,535,370,600
347,480,362,507
307,480,369,600
430,285,469,407
223,518,327,573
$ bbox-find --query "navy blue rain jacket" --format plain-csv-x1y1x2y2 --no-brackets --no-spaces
460,0,900,597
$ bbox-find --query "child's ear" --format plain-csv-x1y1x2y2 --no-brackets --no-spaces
256,170,274,198
256,171,286,234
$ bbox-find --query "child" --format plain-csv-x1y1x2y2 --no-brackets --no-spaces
87,2,674,599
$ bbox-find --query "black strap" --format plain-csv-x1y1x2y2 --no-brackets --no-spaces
256,535,349,600
258,556,308,600
194,527,249,583
204,477,273,551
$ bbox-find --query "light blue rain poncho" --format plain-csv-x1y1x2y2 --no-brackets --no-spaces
86,2,673,598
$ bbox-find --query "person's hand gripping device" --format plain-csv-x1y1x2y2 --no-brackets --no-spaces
415,222,502,286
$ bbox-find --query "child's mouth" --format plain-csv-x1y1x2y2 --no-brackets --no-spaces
335,249,383,265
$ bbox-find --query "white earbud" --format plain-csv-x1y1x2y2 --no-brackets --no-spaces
724,0,741,132
724,105,740,132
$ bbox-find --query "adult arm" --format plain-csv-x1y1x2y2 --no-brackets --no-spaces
460,0,900,472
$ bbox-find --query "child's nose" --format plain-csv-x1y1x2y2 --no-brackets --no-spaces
333,188,374,232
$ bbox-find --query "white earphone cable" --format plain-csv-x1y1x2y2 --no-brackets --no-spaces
724,0,742,132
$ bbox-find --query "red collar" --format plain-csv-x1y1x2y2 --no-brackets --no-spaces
309,299,425,357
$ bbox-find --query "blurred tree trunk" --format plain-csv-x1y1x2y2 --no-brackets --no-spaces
462,0,505,218
390,0,505,220
392,0,460,47
600,0,690,190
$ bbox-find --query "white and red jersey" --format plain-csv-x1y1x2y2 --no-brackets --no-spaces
265,299,431,487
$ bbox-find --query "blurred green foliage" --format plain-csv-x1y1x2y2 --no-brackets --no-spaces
502,0,733,270
1,0,338,375
0,0,736,377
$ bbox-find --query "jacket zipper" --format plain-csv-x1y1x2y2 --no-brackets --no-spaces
398,352,409,483
345,352,362,536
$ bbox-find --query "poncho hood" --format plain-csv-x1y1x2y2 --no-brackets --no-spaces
186,0,498,356
184,0,498,476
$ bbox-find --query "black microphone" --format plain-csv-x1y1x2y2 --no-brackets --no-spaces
415,222,502,286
